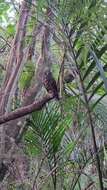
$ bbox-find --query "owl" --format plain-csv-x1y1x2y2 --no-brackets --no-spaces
42,69,59,100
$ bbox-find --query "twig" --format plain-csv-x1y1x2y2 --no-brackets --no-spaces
31,149,52,190
38,165,58,188
84,182,94,190
10,0,19,13
0,36,11,48
0,64,6,71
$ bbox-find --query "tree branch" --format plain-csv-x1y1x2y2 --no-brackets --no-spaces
0,95,53,125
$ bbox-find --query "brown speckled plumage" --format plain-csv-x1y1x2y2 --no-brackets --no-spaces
42,70,59,100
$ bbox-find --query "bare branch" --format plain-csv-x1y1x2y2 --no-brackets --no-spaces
0,1,31,114
0,95,53,125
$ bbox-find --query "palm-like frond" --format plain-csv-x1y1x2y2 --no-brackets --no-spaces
24,101,73,187
62,0,107,110
23,0,107,189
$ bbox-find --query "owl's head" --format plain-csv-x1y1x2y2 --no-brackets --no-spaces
43,68,52,78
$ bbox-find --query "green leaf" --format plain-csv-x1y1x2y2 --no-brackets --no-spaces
6,24,15,35
90,49,107,91
19,60,35,90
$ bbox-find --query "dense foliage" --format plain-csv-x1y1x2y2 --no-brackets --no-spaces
0,0,107,190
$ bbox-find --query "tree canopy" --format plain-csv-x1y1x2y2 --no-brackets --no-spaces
0,0,107,189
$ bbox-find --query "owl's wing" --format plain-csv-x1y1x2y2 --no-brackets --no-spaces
42,70,59,100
